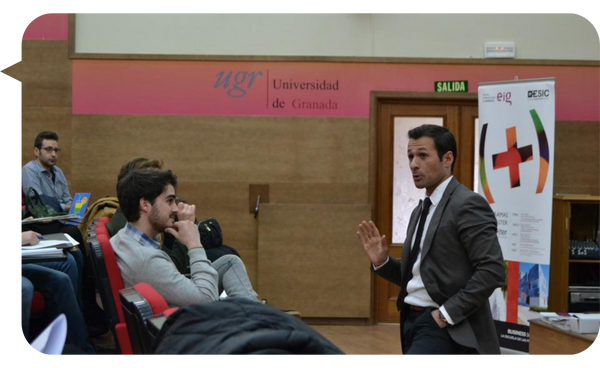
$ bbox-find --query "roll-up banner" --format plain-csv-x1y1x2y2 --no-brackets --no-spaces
478,78,555,352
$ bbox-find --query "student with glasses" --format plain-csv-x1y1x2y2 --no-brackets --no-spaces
22,131,110,337
22,131,72,212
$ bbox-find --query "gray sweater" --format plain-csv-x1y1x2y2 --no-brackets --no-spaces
111,228,219,307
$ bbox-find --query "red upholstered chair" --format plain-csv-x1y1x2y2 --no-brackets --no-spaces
119,283,178,354
87,220,108,241
88,232,132,354
95,226,109,237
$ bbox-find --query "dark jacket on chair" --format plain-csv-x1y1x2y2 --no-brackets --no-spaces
153,298,343,354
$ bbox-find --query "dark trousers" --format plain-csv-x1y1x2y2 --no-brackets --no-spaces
22,264,94,353
402,308,478,355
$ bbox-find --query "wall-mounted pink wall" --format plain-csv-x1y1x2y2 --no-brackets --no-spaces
22,14,68,40
72,60,599,121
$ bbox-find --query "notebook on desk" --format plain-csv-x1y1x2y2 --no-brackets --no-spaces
64,192,92,226
22,233,74,263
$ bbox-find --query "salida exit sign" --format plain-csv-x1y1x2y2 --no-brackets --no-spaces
434,80,469,93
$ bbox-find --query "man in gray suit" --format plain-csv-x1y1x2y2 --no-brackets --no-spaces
357,124,505,354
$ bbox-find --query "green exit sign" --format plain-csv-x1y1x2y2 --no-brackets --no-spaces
434,80,469,93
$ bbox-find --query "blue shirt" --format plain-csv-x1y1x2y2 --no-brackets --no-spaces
22,160,73,211
124,223,162,250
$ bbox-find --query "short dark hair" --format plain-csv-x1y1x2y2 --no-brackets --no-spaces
408,124,457,173
117,157,163,183
34,131,59,149
117,168,178,222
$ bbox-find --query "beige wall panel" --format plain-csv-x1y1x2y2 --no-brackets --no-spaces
71,115,369,184
554,121,600,196
20,41,71,108
258,204,372,318
269,183,369,204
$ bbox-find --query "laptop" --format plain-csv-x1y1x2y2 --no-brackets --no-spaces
65,192,92,226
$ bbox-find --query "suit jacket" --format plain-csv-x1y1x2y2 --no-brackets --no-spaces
375,177,505,354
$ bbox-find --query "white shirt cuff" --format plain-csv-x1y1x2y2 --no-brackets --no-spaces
372,256,390,271
439,306,455,325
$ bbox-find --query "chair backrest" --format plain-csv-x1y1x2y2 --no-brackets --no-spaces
96,227,109,240
119,283,176,354
88,223,132,354
89,229,125,325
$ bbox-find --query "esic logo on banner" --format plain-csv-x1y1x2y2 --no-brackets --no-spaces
478,110,551,204
527,89,551,100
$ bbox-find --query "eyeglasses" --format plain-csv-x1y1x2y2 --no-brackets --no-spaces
40,147,61,153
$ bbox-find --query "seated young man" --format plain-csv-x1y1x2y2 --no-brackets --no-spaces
106,157,240,272
22,131,72,212
111,168,258,307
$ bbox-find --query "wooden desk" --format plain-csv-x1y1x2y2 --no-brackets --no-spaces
529,318,597,354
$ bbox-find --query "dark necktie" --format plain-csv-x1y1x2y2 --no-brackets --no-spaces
398,197,433,312
407,197,432,278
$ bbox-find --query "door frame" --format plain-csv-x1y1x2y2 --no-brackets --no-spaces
368,91,478,323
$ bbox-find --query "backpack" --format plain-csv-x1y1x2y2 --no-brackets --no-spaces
197,217,223,249
23,187,60,218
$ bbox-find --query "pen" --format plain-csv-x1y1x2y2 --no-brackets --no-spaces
37,236,46,240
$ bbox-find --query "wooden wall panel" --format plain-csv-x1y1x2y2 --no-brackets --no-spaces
554,121,600,196
20,41,71,108
269,183,369,204
70,115,369,183
257,204,372,318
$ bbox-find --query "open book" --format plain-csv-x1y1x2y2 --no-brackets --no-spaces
22,233,78,258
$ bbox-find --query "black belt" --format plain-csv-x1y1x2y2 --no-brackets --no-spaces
407,305,434,313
